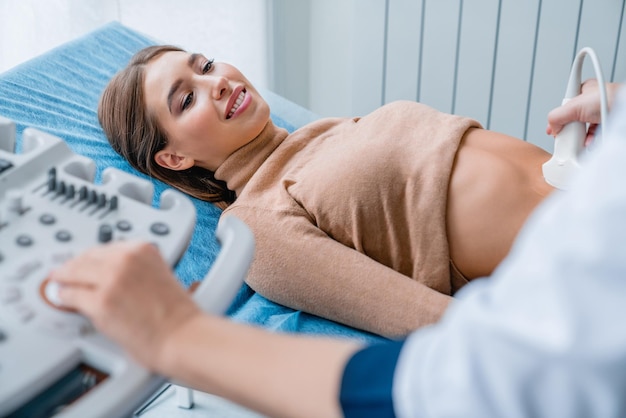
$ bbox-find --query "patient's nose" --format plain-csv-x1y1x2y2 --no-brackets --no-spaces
209,76,229,100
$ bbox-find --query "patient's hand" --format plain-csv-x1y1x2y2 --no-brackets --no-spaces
49,241,201,371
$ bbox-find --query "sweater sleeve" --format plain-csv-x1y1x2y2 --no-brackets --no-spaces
222,205,452,338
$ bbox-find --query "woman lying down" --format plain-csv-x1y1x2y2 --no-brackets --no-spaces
98,45,555,338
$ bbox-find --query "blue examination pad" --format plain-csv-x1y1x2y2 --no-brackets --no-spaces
0,21,386,344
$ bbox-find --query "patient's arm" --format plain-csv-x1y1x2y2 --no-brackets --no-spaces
228,206,452,338
446,128,555,279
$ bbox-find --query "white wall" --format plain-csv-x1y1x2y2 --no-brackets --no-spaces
0,0,270,89
0,0,117,72
118,0,270,89
268,0,359,117
271,0,626,151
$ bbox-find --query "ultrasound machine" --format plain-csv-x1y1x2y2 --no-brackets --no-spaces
0,116,254,417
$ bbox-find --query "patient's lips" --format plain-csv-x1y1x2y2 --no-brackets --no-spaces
226,87,250,119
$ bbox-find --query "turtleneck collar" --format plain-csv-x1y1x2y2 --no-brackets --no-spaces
214,119,288,196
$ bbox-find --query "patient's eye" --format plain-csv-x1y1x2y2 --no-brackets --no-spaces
202,58,215,74
182,92,194,111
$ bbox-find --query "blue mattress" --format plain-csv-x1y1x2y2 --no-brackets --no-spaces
0,22,386,344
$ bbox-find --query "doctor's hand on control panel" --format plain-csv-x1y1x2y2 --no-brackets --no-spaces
50,241,201,370
50,239,363,418
52,79,626,418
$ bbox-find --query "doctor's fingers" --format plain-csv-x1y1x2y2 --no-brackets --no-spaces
51,240,166,287
54,282,99,315
546,97,601,137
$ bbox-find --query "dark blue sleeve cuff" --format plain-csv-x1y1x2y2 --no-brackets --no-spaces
340,340,406,418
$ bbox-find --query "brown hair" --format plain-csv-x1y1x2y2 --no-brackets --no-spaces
98,45,235,209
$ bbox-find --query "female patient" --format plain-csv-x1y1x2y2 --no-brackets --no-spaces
98,45,554,338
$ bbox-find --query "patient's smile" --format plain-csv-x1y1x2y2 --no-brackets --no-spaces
227,87,250,119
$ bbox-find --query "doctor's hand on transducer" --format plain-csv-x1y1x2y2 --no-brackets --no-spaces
546,79,621,145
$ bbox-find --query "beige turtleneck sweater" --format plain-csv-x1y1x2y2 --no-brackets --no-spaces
215,101,481,338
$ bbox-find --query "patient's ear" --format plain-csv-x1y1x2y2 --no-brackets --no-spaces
154,150,194,171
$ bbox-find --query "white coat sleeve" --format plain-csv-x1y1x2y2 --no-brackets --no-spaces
393,86,626,418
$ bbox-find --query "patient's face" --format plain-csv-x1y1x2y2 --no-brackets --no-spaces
144,51,270,172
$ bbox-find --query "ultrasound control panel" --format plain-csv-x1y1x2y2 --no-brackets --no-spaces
0,116,255,417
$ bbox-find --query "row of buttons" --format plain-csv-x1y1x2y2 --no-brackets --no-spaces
10,220,170,250
45,168,118,216
0,219,170,263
